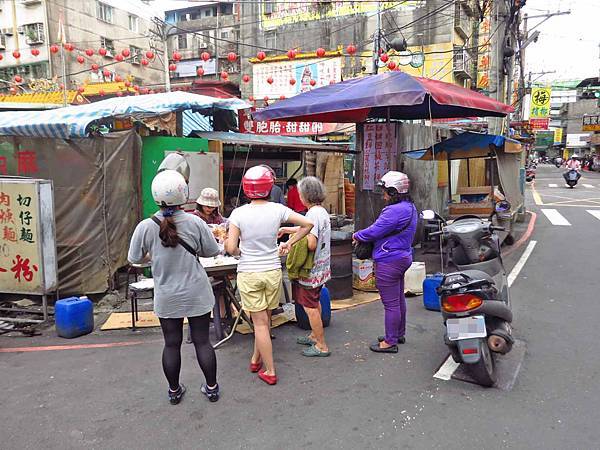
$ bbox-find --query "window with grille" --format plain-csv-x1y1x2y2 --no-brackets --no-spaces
96,1,114,23
25,23,44,44
178,34,188,50
130,46,142,64
265,31,276,50
100,37,115,56
128,15,139,32
0,34,6,50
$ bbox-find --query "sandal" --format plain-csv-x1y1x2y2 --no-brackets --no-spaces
296,336,316,346
302,344,331,357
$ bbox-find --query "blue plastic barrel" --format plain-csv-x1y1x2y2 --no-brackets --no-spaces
55,296,94,338
423,274,444,311
295,286,331,330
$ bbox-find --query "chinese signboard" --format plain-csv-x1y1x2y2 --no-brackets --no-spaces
362,124,397,190
582,114,600,132
529,118,550,130
566,133,590,148
0,179,57,294
553,128,563,145
238,109,341,136
261,1,417,29
252,57,342,99
535,131,554,149
529,87,552,118
476,4,492,90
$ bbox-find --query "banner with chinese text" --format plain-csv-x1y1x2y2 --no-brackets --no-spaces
362,124,397,191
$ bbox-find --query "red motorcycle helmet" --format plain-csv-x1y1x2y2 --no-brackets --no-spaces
242,165,274,199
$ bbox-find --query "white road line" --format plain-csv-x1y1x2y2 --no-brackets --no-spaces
541,209,571,226
433,356,460,381
548,183,558,188
587,210,600,221
508,240,538,288
582,184,594,188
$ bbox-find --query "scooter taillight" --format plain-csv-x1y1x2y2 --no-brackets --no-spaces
442,294,483,313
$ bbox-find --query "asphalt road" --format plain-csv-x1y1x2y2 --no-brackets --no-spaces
2,164,599,449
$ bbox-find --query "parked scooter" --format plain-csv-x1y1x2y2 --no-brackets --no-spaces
563,169,581,188
525,163,536,182
423,210,514,387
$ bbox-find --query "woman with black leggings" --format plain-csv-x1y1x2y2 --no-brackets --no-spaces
128,170,221,404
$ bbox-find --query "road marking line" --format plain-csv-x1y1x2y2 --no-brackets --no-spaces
548,183,558,187
508,240,537,288
583,184,594,188
541,209,571,226
433,355,460,380
531,184,544,205
587,210,600,221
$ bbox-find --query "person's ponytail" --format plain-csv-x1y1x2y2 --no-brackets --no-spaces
159,209,179,247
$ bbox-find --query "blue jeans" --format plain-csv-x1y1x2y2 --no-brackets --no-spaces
375,256,412,345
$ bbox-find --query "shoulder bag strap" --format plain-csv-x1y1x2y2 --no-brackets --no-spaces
151,216,199,258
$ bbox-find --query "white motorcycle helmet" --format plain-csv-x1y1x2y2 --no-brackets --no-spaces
377,171,410,194
151,170,189,207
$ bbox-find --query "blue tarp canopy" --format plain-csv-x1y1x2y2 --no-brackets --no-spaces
403,132,522,160
0,91,249,139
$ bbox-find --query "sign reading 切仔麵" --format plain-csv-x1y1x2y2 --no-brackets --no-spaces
362,124,397,191
0,179,57,295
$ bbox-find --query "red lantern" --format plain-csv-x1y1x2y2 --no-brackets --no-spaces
346,44,357,55
115,75,123,82
116,91,124,97
115,54,124,62
149,90,155,95
256,51,266,61
103,69,111,77
14,75,23,83
380,53,389,63
169,63,177,71
242,74,250,83
50,44,59,54
227,52,237,62
133,85,139,91
0,54,3,61
287,49,296,60
220,71,229,80
76,55,85,64
91,63,99,72
310,79,316,87
121,49,131,57
77,86,85,93
124,80,132,88
279,95,286,100
98,89,105,97
64,43,74,52
196,67,205,76
267,76,274,85
146,50,154,59
59,83,65,89
316,47,326,57
10,87,17,95
31,48,40,57
249,96,254,102
99,48,108,56
12,51,21,59
85,48,94,57
201,52,210,62
141,58,149,66
289,78,296,86
172,51,182,61
387,61,397,70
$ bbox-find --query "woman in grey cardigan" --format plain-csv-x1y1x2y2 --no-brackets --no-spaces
128,170,221,405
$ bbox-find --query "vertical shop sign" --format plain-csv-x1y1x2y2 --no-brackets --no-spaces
362,124,397,190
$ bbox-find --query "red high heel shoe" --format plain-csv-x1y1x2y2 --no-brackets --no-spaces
258,369,277,385
249,359,262,373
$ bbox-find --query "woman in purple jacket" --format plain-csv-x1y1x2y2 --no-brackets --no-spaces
353,171,417,353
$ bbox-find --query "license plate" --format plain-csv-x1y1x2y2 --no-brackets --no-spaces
447,316,487,341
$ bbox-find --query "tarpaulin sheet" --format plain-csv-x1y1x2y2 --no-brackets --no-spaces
0,130,141,294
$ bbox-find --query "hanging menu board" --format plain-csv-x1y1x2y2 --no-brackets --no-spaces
0,178,57,295
362,124,398,191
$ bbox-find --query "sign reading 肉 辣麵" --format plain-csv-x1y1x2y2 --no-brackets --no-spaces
0,179,56,294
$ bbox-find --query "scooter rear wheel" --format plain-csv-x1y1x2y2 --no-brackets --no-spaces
469,340,497,387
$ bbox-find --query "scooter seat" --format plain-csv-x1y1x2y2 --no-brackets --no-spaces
454,269,495,285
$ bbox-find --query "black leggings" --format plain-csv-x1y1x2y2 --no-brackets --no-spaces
158,313,217,390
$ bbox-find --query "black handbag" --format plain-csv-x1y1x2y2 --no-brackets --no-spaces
354,206,415,260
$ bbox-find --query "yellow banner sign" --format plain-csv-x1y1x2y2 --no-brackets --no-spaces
553,128,563,144
530,87,552,119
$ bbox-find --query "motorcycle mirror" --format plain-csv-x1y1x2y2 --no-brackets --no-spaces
421,210,436,220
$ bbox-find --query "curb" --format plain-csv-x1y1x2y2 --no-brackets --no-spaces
503,211,537,257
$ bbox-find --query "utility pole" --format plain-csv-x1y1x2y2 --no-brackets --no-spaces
151,18,172,92
488,0,509,136
372,1,381,74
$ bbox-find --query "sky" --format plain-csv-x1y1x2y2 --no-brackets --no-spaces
523,0,599,83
